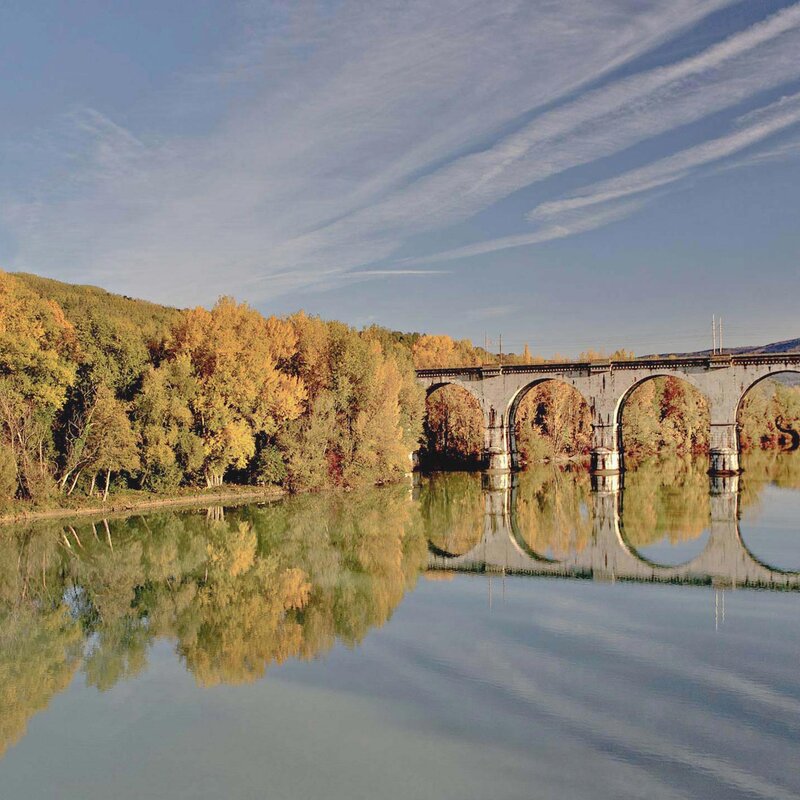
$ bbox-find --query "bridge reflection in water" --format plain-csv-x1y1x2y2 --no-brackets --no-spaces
421,467,800,590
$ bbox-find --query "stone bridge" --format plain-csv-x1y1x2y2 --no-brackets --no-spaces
416,352,800,475
425,475,800,590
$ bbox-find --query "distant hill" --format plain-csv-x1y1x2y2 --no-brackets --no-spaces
644,337,800,359
10,272,184,393
12,272,182,341
640,337,800,386
10,271,800,366
741,337,800,355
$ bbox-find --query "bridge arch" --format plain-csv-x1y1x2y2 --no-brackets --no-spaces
736,520,800,575
420,383,485,470
617,504,711,570
614,373,710,465
418,472,486,560
736,367,800,408
736,369,800,452
506,378,592,470
510,465,596,562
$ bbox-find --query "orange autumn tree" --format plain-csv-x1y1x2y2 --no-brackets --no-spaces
167,298,306,487
515,382,592,464
421,386,484,468
412,334,484,369
279,315,420,488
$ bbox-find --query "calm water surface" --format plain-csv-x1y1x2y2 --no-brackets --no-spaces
1,452,800,799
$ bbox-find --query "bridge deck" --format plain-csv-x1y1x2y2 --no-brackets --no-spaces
416,352,800,379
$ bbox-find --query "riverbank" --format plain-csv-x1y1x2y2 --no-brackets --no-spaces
0,484,288,526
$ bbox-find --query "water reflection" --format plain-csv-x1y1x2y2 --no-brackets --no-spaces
0,487,426,756
511,464,594,560
421,473,483,557
2,452,800,766
422,453,800,588
738,450,800,573
620,457,711,566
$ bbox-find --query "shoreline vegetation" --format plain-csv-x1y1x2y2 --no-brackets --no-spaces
1,270,798,521
0,484,288,526
1,270,426,514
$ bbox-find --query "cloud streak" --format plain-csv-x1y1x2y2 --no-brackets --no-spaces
3,1,800,308
406,89,800,264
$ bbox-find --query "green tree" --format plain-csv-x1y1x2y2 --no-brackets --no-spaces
87,385,140,500
133,356,204,489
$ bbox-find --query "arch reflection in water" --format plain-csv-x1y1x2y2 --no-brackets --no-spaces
619,458,711,567
737,450,800,573
424,457,800,589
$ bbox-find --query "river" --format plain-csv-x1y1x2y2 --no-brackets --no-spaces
1,451,799,799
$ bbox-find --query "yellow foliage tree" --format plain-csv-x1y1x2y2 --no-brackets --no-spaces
168,298,307,486
0,271,77,498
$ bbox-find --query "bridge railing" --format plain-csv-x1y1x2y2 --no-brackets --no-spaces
415,352,800,378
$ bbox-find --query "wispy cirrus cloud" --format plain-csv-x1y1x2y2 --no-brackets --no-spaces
3,1,800,309
531,92,800,221
406,89,800,265
400,200,649,265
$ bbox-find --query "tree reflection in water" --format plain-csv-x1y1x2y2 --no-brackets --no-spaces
2,451,800,758
0,485,426,754
512,464,594,560
419,472,483,556
620,457,710,549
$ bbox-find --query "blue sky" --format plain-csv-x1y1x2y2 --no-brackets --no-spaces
2,1,800,357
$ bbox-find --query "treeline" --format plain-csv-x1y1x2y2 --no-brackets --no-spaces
2,272,798,502
0,271,424,505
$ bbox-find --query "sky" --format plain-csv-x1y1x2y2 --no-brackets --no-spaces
1,0,800,357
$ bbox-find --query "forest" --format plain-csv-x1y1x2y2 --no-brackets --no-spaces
0,271,424,505
1,270,799,508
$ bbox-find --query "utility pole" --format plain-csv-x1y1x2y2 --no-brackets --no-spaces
712,315,717,354
719,316,723,353
498,333,503,365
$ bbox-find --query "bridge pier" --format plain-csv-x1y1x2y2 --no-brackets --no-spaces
590,420,621,474
484,405,511,473
591,472,621,493
709,422,741,475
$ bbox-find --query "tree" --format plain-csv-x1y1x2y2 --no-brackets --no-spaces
420,385,484,468
133,357,204,489
412,334,482,368
515,382,591,463
167,298,306,486
521,344,533,365
0,271,77,499
0,445,15,504
86,385,140,500
621,377,708,460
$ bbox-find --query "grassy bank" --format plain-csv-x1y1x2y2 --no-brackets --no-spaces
0,484,288,526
